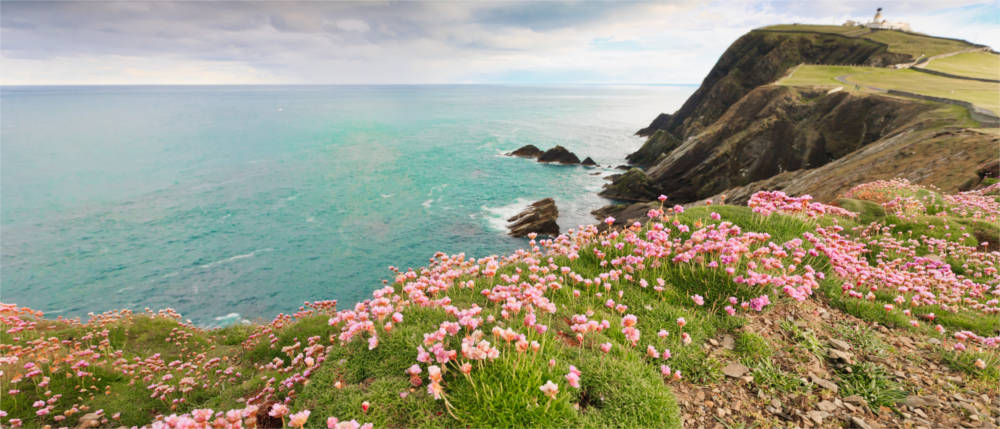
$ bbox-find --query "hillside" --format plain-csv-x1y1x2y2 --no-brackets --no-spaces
2,179,999,428
611,25,999,207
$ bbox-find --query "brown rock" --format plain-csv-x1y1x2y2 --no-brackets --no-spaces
507,198,559,237
538,145,581,164
508,144,543,158
722,362,749,378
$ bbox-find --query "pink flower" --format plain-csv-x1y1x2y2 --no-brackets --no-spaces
658,195,668,202
691,295,704,306
676,317,686,328
599,342,612,353
565,372,580,388
604,216,616,225
269,403,289,419
724,306,736,316
361,401,370,413
289,410,311,428
710,212,721,221
540,380,559,399
657,329,668,338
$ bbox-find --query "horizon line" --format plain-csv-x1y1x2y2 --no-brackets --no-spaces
0,82,701,88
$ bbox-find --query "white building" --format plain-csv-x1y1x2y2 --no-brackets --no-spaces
844,8,912,32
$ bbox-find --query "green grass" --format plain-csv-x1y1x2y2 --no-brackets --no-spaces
833,324,891,357
938,349,1000,384
836,362,908,410
761,25,978,58
924,51,1000,80
735,332,773,361
748,359,808,394
778,65,1000,114
863,30,977,58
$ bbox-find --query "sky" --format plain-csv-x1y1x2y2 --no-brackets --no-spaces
1,0,998,85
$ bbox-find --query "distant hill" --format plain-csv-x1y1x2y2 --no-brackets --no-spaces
603,24,999,212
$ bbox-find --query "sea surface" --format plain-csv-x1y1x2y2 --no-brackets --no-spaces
1,85,694,326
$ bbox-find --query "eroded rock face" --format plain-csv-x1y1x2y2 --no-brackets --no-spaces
507,198,559,237
599,168,657,202
608,86,940,204
508,144,544,158
637,30,911,142
537,145,581,164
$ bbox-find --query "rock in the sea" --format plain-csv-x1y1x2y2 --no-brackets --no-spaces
508,144,544,158
537,145,581,164
598,168,658,201
507,198,559,237
581,157,597,166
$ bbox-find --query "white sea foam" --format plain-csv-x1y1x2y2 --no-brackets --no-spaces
209,312,249,328
482,197,536,233
422,199,434,208
200,248,273,269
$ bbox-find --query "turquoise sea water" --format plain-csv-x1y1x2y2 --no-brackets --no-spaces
1,85,693,326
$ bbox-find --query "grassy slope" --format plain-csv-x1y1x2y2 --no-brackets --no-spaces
762,24,977,58
924,51,1000,80
778,65,1000,114
3,181,998,428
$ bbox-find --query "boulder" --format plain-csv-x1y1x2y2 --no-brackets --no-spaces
537,145,581,164
508,144,544,158
507,198,559,237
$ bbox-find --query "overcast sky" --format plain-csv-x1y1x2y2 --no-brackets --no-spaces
1,0,997,85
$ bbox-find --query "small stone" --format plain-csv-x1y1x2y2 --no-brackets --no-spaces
829,339,851,351
708,338,720,346
770,398,782,408
817,400,837,412
807,410,827,425
905,396,928,408
722,362,749,378
960,403,978,414
721,334,735,350
810,375,839,394
828,348,854,364
851,416,873,429
928,338,941,345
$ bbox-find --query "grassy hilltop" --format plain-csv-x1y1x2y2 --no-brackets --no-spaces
3,179,999,428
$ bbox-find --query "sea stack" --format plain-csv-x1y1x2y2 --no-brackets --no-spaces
507,198,559,237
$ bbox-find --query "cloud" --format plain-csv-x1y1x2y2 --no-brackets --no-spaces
0,0,996,85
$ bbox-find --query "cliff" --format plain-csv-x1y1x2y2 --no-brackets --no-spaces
605,27,997,206
636,29,911,141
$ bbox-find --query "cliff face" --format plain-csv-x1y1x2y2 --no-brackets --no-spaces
603,86,940,202
637,30,911,141
603,28,995,209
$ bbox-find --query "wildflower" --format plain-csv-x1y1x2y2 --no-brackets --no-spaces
604,216,615,225
710,212,721,221
676,317,686,328
269,403,290,419
691,295,704,306
460,362,472,374
599,342,612,353
361,401,370,413
657,329,668,338
681,332,691,345
974,359,986,369
289,410,311,428
658,195,667,202
540,380,559,399
724,306,736,316
565,372,580,389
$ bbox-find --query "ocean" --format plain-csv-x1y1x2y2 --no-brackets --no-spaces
0,85,694,326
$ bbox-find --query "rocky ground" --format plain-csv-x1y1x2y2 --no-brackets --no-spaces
675,299,999,429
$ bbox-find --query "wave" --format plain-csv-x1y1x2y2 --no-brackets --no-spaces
481,197,536,233
200,248,273,269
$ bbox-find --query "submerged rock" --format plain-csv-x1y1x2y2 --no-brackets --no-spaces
508,144,544,158
507,198,559,237
537,145,581,164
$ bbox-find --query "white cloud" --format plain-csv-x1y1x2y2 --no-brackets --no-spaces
0,1,995,85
